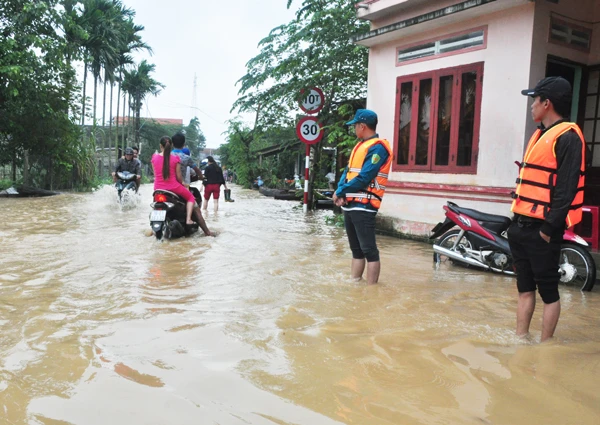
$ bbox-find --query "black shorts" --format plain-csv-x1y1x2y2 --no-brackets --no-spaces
343,210,380,262
507,221,561,304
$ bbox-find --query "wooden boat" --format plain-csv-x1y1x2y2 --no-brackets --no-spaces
259,186,301,200
274,192,302,201
0,185,59,197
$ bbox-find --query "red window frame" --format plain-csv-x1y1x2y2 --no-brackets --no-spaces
392,62,483,174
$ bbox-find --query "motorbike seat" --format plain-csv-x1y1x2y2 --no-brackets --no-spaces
450,204,511,226
153,190,182,199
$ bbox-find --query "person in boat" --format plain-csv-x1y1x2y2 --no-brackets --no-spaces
152,136,215,236
112,147,141,191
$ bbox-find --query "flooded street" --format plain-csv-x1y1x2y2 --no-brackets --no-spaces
1,184,600,425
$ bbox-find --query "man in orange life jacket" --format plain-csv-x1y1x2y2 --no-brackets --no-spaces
333,109,393,285
508,76,586,342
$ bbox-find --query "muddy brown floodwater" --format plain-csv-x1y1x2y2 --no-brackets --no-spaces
1,184,599,425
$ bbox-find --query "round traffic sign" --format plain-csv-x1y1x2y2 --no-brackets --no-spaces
299,87,325,114
296,116,324,145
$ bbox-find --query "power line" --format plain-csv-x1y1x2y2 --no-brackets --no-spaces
159,101,226,124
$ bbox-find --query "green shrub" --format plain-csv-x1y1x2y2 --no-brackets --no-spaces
0,179,14,191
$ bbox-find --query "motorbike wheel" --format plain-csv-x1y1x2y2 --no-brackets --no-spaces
559,243,596,292
154,230,163,240
435,230,473,265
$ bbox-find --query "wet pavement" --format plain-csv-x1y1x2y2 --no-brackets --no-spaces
1,184,599,424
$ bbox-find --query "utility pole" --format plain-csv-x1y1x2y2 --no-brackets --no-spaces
191,73,198,120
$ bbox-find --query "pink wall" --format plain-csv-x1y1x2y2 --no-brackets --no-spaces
365,4,537,224
361,0,599,231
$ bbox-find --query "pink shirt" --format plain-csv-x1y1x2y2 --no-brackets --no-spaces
152,153,182,191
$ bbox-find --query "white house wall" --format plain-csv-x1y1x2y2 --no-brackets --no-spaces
366,4,537,232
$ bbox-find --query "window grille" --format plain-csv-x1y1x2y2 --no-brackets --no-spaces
550,17,592,51
397,30,485,63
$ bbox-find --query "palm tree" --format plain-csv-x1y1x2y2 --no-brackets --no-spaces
122,60,164,147
59,0,85,109
112,14,152,160
79,0,121,127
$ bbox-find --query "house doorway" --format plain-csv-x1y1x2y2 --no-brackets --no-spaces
582,65,600,205
546,56,583,121
546,57,600,206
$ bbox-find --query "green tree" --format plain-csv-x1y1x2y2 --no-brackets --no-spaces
183,117,207,155
121,60,164,148
113,14,152,160
220,119,255,188
0,0,94,189
233,0,368,127
137,120,182,164
228,0,369,197
79,0,121,126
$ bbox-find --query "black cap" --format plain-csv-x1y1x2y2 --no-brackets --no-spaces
521,76,572,107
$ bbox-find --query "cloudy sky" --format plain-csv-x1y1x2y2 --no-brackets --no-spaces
119,0,297,148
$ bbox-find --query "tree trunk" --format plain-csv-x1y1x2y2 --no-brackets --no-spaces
23,149,30,186
115,73,122,162
135,93,141,147
127,94,132,151
81,62,88,126
102,74,107,128
11,155,16,181
109,82,114,168
49,160,54,191
120,91,126,157
93,75,98,126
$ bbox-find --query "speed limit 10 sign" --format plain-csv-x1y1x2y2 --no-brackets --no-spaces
296,116,324,145
299,87,324,114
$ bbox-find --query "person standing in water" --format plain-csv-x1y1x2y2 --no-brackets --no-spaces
202,156,228,212
332,109,393,285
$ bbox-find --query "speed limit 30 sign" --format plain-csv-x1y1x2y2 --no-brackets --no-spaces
296,116,323,145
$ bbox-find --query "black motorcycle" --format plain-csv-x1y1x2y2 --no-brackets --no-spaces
115,171,137,199
149,190,200,240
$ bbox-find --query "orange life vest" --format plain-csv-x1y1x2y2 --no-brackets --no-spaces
345,137,393,209
511,122,586,228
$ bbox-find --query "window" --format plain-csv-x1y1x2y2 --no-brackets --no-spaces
393,62,483,173
396,27,486,66
583,68,600,167
549,17,592,52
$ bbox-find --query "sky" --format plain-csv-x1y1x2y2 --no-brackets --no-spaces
117,0,297,148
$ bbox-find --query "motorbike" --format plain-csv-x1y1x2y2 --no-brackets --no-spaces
430,201,597,291
149,190,200,240
115,171,137,199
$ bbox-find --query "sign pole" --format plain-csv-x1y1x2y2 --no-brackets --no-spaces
297,87,325,214
303,144,310,213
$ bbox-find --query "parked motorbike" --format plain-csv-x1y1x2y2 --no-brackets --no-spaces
149,190,199,240
430,201,596,291
115,171,137,199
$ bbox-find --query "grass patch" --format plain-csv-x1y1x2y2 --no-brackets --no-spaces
0,179,15,191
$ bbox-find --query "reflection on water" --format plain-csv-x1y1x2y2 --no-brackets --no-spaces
1,184,599,424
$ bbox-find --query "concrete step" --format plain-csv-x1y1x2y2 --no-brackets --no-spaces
592,251,600,283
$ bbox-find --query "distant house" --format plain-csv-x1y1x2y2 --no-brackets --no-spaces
199,148,221,164
353,0,600,236
113,117,184,126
